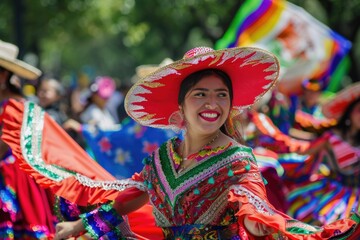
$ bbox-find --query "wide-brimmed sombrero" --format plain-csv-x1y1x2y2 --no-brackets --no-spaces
0,40,41,80
322,81,360,120
125,46,280,130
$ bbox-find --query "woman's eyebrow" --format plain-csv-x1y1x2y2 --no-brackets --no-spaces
192,87,229,92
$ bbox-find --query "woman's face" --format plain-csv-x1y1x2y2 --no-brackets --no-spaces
182,75,231,135
350,101,360,130
303,89,321,107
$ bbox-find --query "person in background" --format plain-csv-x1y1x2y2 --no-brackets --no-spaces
295,79,324,117
289,78,326,140
0,39,56,239
105,78,125,124
63,76,118,156
36,76,68,125
78,76,117,129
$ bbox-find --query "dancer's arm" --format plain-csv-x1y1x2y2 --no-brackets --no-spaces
54,188,149,240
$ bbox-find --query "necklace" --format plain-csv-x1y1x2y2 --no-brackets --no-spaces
181,131,220,162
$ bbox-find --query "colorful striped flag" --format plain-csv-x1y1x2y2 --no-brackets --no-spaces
215,0,352,95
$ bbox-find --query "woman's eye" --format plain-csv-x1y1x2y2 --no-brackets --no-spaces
218,92,228,97
194,92,205,97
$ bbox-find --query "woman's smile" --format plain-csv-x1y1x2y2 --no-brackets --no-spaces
199,110,220,122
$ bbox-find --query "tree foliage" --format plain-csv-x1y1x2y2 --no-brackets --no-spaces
0,0,359,86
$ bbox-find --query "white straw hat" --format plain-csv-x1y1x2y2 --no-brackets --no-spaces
0,40,41,80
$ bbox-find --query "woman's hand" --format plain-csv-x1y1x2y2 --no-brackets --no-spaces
62,119,82,133
54,219,85,240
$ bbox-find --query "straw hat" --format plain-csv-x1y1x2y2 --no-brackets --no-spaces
125,46,279,130
0,40,41,80
131,58,174,83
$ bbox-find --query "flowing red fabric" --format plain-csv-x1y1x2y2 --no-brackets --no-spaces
1,99,164,239
1,99,119,205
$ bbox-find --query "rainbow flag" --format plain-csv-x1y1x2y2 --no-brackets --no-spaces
215,0,352,94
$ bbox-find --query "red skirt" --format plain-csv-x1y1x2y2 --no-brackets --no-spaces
1,154,56,239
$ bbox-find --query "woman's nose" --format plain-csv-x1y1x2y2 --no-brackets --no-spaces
205,97,217,109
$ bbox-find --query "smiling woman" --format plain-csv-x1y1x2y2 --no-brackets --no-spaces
1,46,360,239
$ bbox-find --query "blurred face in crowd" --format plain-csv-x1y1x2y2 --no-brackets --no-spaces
303,88,321,108
37,79,62,108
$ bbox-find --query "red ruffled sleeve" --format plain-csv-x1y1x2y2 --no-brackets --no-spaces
228,163,360,239
1,99,123,206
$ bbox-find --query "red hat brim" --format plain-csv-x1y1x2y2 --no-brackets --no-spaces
322,82,360,120
125,47,280,129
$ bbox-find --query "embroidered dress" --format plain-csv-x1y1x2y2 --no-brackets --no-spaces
79,138,360,239
1,100,360,239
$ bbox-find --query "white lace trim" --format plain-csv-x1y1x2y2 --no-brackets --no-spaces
229,185,274,215
152,203,172,227
75,174,146,191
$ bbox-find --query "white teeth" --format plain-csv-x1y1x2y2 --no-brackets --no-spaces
201,113,217,118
